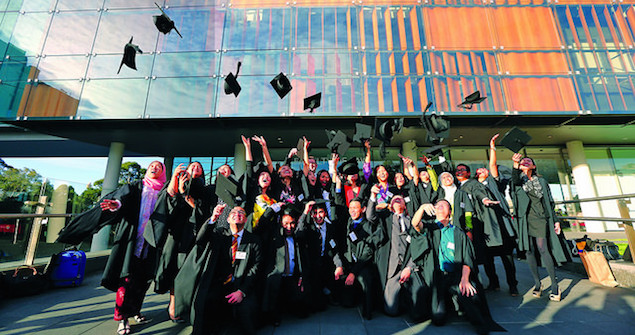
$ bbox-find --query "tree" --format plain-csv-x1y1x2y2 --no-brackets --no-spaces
0,167,51,201
119,162,146,185
75,161,147,212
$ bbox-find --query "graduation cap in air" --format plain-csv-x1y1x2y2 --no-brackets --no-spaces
117,37,143,74
270,73,292,99
215,174,243,208
153,3,183,38
421,102,450,145
423,144,448,159
224,62,242,97
457,90,487,109
352,123,373,143
304,92,321,113
325,129,337,143
337,157,359,175
375,118,404,143
296,137,310,159
281,203,302,219
326,130,351,157
500,127,532,153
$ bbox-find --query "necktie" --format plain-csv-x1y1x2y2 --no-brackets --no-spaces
284,239,291,275
231,234,239,264
399,216,406,233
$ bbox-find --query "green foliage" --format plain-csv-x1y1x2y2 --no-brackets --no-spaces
119,162,146,185
75,161,146,212
0,167,53,202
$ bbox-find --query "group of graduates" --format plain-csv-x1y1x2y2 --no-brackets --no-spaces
57,133,571,335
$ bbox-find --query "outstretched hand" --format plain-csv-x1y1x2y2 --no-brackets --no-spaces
490,133,499,149
100,199,120,212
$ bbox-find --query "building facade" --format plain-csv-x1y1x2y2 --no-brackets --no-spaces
0,0,634,234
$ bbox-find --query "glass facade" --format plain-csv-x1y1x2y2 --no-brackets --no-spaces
0,0,633,120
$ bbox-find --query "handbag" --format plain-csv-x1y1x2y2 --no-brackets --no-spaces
593,240,621,260
0,265,49,298
579,250,619,287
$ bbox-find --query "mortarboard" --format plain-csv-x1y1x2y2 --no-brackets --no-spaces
458,90,487,109
500,127,532,153
421,102,450,145
304,92,321,113
270,73,292,99
352,123,373,143
281,203,303,218
326,130,351,157
215,174,242,208
375,118,404,143
118,37,143,74
153,3,183,38
337,157,359,175
224,62,242,97
324,129,336,143
423,144,448,158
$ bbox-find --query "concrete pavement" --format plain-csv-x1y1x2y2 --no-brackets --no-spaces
0,257,633,335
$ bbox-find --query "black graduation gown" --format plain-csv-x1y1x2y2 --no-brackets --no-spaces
459,179,503,263
57,181,169,292
511,169,571,266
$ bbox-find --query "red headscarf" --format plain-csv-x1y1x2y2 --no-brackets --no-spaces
142,161,166,191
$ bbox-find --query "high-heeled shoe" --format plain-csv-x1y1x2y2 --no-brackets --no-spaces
133,314,149,324
549,289,561,302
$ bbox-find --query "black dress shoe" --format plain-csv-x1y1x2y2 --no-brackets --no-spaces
485,284,500,291
509,286,519,296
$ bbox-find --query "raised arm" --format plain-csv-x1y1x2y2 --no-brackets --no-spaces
489,133,499,179
302,136,311,176
363,140,372,182
252,135,274,174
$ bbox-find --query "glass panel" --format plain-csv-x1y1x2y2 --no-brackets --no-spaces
151,51,218,77
585,147,622,230
156,7,225,53
618,75,635,107
92,9,158,55
21,80,81,118
4,12,51,57
42,11,100,56
292,50,359,77
556,6,576,48
145,77,217,118
0,57,36,82
224,8,290,51
86,53,154,79
0,80,28,118
222,50,289,77
0,11,17,58
165,0,222,6
76,78,149,119
604,75,626,111
35,55,89,80
9,0,55,12
55,0,105,11
610,147,635,218
104,0,160,9
215,74,290,117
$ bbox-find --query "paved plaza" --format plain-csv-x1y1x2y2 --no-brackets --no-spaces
0,258,633,335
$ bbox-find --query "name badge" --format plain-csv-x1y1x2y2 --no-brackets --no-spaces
404,196,411,203
352,253,358,262
460,202,465,209
298,194,305,201
406,235,412,244
349,232,358,242
235,251,247,260
329,239,336,248
386,191,394,198
447,242,455,250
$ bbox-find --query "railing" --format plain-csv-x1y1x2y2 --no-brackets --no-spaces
555,194,634,263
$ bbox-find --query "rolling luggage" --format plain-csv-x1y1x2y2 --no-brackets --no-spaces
46,248,86,287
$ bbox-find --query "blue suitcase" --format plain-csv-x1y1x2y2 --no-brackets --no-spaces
48,249,86,287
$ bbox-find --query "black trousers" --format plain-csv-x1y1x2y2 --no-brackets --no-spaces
483,238,518,289
431,271,488,331
336,265,374,318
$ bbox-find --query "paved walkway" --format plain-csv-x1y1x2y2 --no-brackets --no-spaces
1,257,634,335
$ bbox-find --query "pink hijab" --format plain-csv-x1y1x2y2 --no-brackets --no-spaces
142,161,166,191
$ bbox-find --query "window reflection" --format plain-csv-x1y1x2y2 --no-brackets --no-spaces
55,0,105,11
224,8,291,51
146,77,217,118
87,53,154,79
92,9,158,55
156,7,224,53
77,78,149,119
221,50,289,76
36,55,89,80
152,51,218,77
43,12,100,56
21,79,81,118
104,0,159,9
4,12,51,57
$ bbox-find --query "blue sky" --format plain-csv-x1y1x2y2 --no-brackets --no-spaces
3,157,162,194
